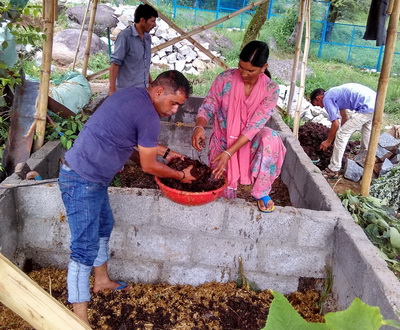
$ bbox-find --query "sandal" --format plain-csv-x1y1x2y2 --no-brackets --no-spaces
254,196,275,213
322,168,339,179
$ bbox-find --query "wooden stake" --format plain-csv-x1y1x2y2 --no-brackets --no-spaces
151,0,270,53
292,0,311,138
361,0,400,196
81,0,98,77
142,0,229,69
286,0,306,117
72,0,91,71
0,253,90,329
33,0,55,152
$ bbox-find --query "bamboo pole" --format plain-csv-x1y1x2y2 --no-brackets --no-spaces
293,0,311,138
81,0,98,77
33,0,55,152
286,0,306,117
0,253,90,329
360,0,400,196
72,0,91,71
142,0,229,69
151,0,270,53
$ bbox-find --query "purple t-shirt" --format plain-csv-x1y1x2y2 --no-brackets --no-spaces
323,83,376,121
65,87,159,184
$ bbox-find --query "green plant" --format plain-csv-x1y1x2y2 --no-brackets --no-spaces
45,113,88,150
340,190,400,279
263,291,400,329
370,164,400,213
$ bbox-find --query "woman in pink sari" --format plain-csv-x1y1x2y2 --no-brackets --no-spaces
191,41,286,213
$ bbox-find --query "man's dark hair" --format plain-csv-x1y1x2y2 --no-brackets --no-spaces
240,40,272,78
310,88,325,103
134,4,158,23
152,70,192,98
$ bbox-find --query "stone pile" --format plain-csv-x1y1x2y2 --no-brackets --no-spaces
107,5,223,75
344,132,400,182
277,84,332,127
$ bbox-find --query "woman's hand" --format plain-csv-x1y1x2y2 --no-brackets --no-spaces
192,126,206,151
211,151,230,179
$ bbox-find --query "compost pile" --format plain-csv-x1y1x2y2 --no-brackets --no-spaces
298,122,359,170
0,267,325,329
160,157,225,192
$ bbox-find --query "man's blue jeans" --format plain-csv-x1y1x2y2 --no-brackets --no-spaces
59,164,114,303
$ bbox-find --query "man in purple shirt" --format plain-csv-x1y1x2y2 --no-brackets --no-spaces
59,70,196,325
109,4,157,95
310,83,376,178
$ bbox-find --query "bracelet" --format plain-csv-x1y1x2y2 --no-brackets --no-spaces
163,148,170,159
179,170,185,181
223,150,232,158
193,126,206,133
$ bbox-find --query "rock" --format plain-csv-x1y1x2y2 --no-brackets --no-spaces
391,154,400,164
53,29,108,66
376,145,392,161
378,132,400,151
380,158,394,176
66,5,117,37
353,150,368,167
344,159,364,182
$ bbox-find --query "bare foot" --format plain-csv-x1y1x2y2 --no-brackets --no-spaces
73,302,90,326
93,279,128,293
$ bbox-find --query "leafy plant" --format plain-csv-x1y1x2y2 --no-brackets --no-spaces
370,164,400,213
263,291,400,330
45,113,88,150
340,190,400,279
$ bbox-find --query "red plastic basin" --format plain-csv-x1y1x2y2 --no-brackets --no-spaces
155,176,228,206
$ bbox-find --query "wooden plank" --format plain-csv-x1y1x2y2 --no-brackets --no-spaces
0,253,90,330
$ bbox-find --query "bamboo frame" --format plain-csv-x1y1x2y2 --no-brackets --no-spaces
0,253,90,329
292,0,311,138
33,0,56,152
286,0,306,117
150,0,269,53
81,0,98,77
141,0,229,70
361,0,400,196
72,0,91,71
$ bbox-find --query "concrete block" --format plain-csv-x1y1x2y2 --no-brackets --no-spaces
344,159,363,182
247,271,299,293
297,210,336,248
109,187,157,226
192,236,258,270
126,228,192,263
164,264,231,286
109,258,162,283
225,204,299,244
376,145,392,161
379,132,400,151
0,190,18,260
159,197,225,233
259,246,327,277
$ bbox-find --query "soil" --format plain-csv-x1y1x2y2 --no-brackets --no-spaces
0,267,325,329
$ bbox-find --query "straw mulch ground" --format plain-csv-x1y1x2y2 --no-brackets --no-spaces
0,267,324,329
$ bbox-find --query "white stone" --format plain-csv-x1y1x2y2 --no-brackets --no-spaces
175,60,186,72
301,108,314,121
176,53,185,61
151,36,162,47
166,53,177,63
151,54,161,64
192,58,206,71
177,45,191,56
196,50,211,61
156,19,170,31
310,106,322,117
155,26,169,37
185,67,200,75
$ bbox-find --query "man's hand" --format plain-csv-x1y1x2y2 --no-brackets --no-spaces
180,165,196,183
165,150,184,162
320,140,331,151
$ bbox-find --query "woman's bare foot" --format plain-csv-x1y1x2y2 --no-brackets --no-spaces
92,262,129,293
73,302,90,326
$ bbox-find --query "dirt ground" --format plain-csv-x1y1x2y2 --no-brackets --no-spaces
0,268,325,329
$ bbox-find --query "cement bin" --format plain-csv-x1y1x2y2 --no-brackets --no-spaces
0,97,399,326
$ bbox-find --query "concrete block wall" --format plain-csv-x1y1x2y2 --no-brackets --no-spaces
13,184,336,294
0,189,18,260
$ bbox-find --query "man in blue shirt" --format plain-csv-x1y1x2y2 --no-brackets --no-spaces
310,83,376,178
59,70,196,325
109,4,157,95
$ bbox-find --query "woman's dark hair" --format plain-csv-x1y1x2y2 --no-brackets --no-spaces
239,40,271,78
